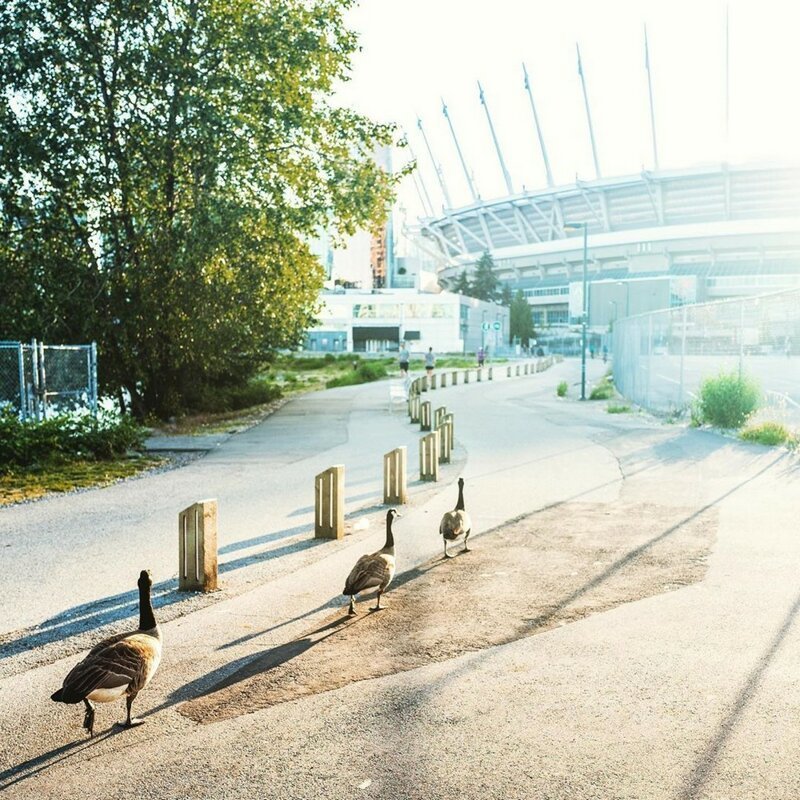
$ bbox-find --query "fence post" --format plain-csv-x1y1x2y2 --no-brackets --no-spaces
409,395,420,423
383,446,408,505
679,303,687,406
315,465,345,540
37,340,47,419
90,341,99,418
16,343,26,420
420,400,432,431
419,430,440,481
437,418,452,464
178,499,218,592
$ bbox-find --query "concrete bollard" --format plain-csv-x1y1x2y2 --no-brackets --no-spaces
451,370,458,386
515,364,521,377
419,430,440,481
506,365,512,378
383,446,408,505
440,372,447,388
421,375,429,392
476,367,483,382
430,373,437,390
179,499,218,592
437,420,453,464
408,394,420,423
463,369,470,384
445,412,455,441
315,465,344,540
434,405,447,429
488,366,493,380
420,400,432,431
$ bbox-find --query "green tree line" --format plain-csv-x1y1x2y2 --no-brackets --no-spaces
0,0,400,417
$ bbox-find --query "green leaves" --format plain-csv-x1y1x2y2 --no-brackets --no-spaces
0,0,399,416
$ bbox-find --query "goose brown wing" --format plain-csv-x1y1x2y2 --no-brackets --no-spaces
343,554,391,595
58,638,149,703
440,510,466,540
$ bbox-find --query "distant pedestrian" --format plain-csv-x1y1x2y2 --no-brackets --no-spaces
424,347,435,376
477,346,485,367
398,345,410,376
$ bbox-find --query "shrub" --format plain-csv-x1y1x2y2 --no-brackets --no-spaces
740,422,794,447
697,372,760,429
589,376,615,400
607,404,631,414
326,360,388,389
188,379,282,414
0,406,145,471
556,381,568,397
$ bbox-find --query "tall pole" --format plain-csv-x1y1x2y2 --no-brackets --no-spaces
522,62,554,187
644,25,659,171
576,44,601,178
417,117,453,209
478,81,515,195
581,224,588,400
407,144,435,217
442,98,479,202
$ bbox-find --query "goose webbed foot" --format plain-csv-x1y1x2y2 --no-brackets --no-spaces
443,540,454,559
463,536,471,553
370,593,384,612
116,717,145,729
82,700,95,737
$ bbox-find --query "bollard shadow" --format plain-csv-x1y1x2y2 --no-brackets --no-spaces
0,729,115,790
218,536,325,574
288,488,383,518
217,522,313,555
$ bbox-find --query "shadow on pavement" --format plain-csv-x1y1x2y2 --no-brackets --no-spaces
678,585,800,800
0,729,115,790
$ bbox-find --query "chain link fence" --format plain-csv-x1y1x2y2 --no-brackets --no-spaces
612,289,800,428
0,340,98,419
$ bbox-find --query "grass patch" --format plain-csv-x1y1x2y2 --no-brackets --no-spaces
0,457,165,506
326,360,388,389
589,375,616,400
556,380,568,398
607,403,631,414
740,421,797,447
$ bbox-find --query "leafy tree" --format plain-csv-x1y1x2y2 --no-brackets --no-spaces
451,269,472,295
500,284,513,307
470,251,500,301
510,290,535,347
0,0,399,417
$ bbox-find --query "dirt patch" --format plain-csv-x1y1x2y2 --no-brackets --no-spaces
180,501,716,724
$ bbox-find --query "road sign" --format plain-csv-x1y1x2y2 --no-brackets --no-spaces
493,321,501,331
481,322,490,331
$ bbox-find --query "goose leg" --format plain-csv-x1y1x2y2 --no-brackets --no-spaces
371,591,383,611
348,596,356,616
117,694,145,729
83,699,95,737
463,531,471,552
443,538,454,559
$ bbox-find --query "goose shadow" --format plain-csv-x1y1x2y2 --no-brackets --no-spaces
0,729,115,790
147,613,361,715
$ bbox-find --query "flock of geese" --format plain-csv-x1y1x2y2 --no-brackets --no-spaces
51,478,472,737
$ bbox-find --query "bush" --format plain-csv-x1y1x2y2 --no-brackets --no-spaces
0,407,145,471
607,404,631,414
589,376,615,400
326,360,388,389
740,422,795,447
188,379,282,414
556,381,568,397
696,372,760,429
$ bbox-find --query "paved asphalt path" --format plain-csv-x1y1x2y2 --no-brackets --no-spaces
2,358,799,799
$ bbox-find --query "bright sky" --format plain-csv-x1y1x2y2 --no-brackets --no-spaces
336,0,800,219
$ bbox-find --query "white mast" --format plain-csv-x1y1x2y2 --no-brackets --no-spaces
442,97,479,202
417,116,453,209
523,62,554,187
644,25,659,170
576,43,601,178
478,80,514,195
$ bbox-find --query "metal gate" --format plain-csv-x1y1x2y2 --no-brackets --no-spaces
0,340,98,419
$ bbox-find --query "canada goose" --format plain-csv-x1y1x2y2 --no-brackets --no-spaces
51,570,162,737
439,477,472,558
343,509,400,615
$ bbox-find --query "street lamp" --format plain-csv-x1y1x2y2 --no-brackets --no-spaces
616,280,630,318
564,221,589,400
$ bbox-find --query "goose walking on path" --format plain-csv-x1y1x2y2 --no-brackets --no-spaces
439,477,472,558
51,570,162,737
343,509,400,615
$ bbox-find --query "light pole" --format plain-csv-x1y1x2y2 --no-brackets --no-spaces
565,222,589,400
617,280,630,318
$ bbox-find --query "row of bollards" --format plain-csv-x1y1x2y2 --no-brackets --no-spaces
178,356,561,592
